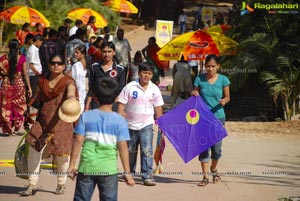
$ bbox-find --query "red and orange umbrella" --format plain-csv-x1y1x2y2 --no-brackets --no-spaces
157,29,238,61
0,5,50,27
104,0,138,14
67,8,107,28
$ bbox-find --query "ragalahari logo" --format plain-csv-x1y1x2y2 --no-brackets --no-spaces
240,1,254,15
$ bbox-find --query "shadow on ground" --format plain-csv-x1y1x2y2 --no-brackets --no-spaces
225,159,300,188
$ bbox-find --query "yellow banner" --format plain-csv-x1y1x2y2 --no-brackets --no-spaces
155,20,173,48
202,7,214,24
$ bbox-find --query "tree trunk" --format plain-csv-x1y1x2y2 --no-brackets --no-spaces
281,94,288,121
282,94,291,121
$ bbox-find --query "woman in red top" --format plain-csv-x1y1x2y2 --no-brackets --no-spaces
88,36,104,63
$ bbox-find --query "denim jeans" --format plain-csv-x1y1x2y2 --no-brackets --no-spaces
179,22,186,34
74,173,118,201
128,124,154,180
198,118,225,162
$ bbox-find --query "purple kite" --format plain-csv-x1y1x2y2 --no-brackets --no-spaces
157,96,227,163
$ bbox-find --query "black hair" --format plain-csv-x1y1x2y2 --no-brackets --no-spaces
58,26,67,32
22,23,30,30
102,26,111,41
100,41,115,51
75,44,86,55
103,26,110,33
149,36,156,43
48,28,58,38
33,34,43,42
35,23,42,28
24,33,34,45
134,50,142,59
42,28,49,38
75,28,85,37
117,28,124,34
93,36,104,48
179,55,185,62
49,53,65,64
87,16,96,24
93,77,119,105
64,18,72,24
8,39,19,84
75,19,83,26
116,29,124,40
205,54,220,64
138,62,155,73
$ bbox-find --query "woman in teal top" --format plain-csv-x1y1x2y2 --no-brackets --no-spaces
191,54,230,186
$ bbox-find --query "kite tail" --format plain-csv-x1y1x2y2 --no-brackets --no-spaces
154,130,166,174
154,164,164,174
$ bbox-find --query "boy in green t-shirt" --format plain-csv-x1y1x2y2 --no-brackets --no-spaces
68,77,135,201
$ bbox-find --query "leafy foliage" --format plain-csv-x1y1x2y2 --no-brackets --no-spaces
224,0,300,120
0,0,120,46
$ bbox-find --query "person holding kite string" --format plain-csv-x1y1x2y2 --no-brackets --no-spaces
191,54,230,186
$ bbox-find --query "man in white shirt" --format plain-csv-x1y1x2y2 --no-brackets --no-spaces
69,20,83,37
178,10,187,34
27,34,43,105
99,26,113,42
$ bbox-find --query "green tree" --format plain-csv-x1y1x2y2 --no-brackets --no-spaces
0,0,119,47
222,0,300,121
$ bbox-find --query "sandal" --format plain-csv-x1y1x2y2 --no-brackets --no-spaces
211,169,221,183
197,177,209,186
13,131,20,135
20,185,37,196
54,184,66,195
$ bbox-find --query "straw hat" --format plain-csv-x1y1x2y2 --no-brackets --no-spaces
58,99,81,123
88,33,97,41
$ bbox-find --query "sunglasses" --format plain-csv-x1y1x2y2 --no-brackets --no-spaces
50,61,64,65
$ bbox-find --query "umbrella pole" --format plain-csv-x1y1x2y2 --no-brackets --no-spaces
137,0,144,23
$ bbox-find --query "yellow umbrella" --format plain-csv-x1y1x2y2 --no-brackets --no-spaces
157,29,238,61
0,5,50,27
104,0,138,14
67,8,107,28
205,24,232,33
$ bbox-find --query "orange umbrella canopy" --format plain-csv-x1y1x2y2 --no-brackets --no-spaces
104,0,138,14
158,29,238,61
0,5,50,27
67,8,108,28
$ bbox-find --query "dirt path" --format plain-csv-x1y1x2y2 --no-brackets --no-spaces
0,122,299,201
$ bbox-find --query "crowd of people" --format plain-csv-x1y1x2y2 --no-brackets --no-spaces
0,13,230,201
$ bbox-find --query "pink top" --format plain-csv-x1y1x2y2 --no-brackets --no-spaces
0,54,26,74
16,55,26,73
118,80,164,130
